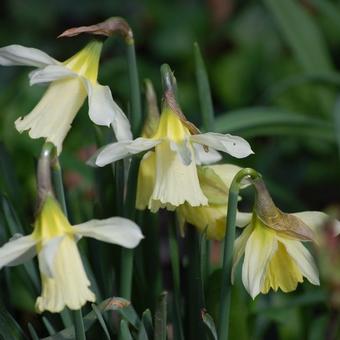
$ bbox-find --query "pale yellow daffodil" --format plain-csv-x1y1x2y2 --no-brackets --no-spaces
0,41,132,154
93,104,253,212
0,196,143,312
232,178,331,299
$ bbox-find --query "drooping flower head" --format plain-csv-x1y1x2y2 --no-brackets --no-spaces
0,195,143,312
232,178,328,299
0,41,132,154
92,65,253,212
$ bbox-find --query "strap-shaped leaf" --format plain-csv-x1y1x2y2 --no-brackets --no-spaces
201,309,217,340
42,297,140,340
0,304,26,340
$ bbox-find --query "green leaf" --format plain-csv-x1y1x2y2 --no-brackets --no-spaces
214,107,334,141
91,304,110,340
263,0,334,116
28,323,39,340
194,42,214,131
42,317,56,336
154,292,167,340
1,194,25,235
42,298,140,340
141,309,153,339
263,0,332,72
310,0,340,32
251,289,327,315
333,97,340,158
1,195,40,292
201,309,217,340
137,322,149,340
265,72,340,100
0,143,22,207
120,320,133,340
0,303,26,340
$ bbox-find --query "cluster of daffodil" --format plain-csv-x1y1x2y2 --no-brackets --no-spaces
0,18,338,325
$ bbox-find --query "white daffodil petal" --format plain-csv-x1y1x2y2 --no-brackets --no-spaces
38,236,64,278
170,140,192,166
194,143,222,165
279,238,320,286
0,234,36,269
242,226,277,299
29,65,76,85
84,81,133,140
191,132,254,159
95,138,160,167
236,212,252,228
73,217,144,248
232,224,253,282
0,45,58,67
15,78,87,154
292,211,329,232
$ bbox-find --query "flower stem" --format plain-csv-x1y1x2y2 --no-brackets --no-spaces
187,227,206,340
119,157,140,300
126,37,142,137
168,220,184,340
51,157,68,215
217,168,261,340
73,309,86,340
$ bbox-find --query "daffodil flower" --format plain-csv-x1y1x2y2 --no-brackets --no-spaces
0,41,132,153
0,196,143,312
93,106,253,212
232,179,331,299
177,164,251,240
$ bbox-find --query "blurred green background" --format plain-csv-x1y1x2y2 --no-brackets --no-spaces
1,0,340,212
0,0,340,339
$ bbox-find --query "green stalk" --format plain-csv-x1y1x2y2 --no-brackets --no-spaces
51,157,68,215
73,310,86,340
126,37,142,137
48,146,85,339
217,168,261,340
187,227,206,340
168,221,184,340
119,157,140,300
194,42,214,131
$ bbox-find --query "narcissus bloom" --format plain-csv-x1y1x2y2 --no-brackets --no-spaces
94,105,253,212
0,196,143,312
232,179,328,299
177,164,251,240
0,41,132,153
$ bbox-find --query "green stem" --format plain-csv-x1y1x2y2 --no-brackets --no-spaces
187,227,206,340
119,248,134,300
126,38,142,137
73,309,86,340
194,42,214,131
217,168,261,340
119,157,140,299
169,221,184,340
51,157,68,215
